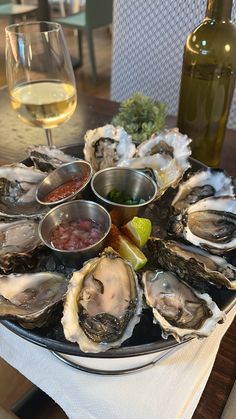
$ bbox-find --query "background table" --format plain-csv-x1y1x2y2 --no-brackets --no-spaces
0,89,235,418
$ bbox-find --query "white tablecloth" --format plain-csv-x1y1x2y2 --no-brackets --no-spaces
0,306,235,419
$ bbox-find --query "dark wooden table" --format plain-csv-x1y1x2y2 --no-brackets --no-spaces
0,91,235,418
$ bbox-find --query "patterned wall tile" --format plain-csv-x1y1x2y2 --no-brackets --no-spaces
111,0,236,129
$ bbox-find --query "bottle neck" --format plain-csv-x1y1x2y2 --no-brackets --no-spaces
205,0,233,21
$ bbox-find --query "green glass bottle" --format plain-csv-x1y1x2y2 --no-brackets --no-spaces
177,0,236,167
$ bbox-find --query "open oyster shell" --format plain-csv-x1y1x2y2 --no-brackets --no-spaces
118,129,191,198
83,124,136,171
62,247,143,353
147,238,236,290
0,272,67,329
0,219,43,274
28,145,77,172
169,196,236,254
142,269,225,342
172,168,235,212
0,163,47,219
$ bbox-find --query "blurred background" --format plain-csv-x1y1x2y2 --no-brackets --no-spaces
0,0,112,97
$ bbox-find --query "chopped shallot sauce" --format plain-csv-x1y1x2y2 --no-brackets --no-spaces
42,175,89,203
50,219,104,250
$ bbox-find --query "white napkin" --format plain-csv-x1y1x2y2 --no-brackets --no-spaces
0,306,235,419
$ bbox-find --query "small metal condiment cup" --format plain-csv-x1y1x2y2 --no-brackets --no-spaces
38,200,111,267
91,167,158,226
36,160,93,206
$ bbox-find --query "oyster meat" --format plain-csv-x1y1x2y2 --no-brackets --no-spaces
119,129,192,198
0,163,47,218
172,168,235,211
0,272,67,328
28,145,77,172
83,124,136,171
169,196,236,254
142,269,225,342
62,248,142,353
147,238,236,290
0,219,43,274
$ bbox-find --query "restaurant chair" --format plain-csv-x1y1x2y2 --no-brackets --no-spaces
0,1,38,24
49,0,81,16
54,0,113,82
49,0,66,17
111,0,236,129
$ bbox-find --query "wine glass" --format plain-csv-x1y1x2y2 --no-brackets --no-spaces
5,21,77,148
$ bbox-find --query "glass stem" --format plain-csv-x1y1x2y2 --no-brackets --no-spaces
45,129,53,148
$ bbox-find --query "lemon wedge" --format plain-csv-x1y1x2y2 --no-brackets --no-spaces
121,216,152,248
106,225,147,271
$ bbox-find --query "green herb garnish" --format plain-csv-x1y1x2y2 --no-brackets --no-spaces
107,188,145,205
112,93,166,143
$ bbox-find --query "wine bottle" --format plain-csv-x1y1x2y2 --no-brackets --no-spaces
177,0,236,167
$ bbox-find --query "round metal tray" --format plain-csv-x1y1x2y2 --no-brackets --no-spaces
1,144,236,372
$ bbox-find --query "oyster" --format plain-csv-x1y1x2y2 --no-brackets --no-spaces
0,219,43,274
0,272,67,328
142,269,225,342
62,248,142,353
119,129,191,198
83,124,136,171
147,238,236,290
0,163,47,218
28,145,77,172
172,168,235,211
169,196,236,254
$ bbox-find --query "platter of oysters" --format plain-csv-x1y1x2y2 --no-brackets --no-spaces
0,125,236,364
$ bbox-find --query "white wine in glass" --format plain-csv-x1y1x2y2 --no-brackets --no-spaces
5,21,77,147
